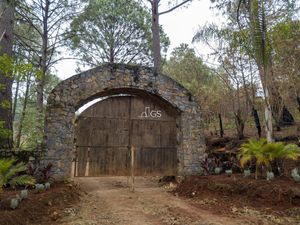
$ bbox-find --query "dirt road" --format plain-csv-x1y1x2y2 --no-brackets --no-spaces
59,177,285,225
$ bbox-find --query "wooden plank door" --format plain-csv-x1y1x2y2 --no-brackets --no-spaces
74,95,178,177
130,97,177,176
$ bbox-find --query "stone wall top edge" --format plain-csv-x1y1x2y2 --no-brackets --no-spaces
51,63,193,95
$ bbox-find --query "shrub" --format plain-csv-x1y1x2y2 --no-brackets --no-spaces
238,138,269,179
199,156,212,175
28,162,53,183
0,158,36,191
238,138,300,179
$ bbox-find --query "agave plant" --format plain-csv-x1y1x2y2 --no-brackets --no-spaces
0,158,36,190
266,171,275,181
291,168,300,182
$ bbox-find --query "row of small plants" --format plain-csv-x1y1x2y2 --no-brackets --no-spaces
0,158,53,210
10,182,52,210
200,138,300,182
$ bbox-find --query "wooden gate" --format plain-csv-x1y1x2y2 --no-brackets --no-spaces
74,95,178,177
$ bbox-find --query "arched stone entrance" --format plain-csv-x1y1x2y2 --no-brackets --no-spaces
44,63,205,179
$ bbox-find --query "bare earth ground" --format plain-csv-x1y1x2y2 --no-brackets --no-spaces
58,177,294,225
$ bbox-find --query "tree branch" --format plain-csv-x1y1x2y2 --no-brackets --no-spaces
159,0,192,16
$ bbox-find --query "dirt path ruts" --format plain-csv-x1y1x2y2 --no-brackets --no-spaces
59,177,268,225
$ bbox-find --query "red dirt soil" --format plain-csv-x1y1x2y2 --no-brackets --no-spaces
173,174,300,215
0,182,81,225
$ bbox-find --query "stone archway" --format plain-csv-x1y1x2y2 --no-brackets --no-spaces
44,63,205,179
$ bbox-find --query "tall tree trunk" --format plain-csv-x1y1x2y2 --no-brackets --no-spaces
36,0,49,135
16,74,30,148
234,110,245,140
12,76,19,121
149,0,192,72
248,0,274,142
258,65,274,142
252,107,261,138
263,84,274,143
218,113,224,137
241,59,261,138
150,0,161,73
0,0,14,149
268,67,294,130
280,105,294,126
269,83,283,131
109,47,114,63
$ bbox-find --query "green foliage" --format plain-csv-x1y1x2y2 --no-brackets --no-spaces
0,99,11,109
263,142,300,161
0,51,34,141
163,44,221,111
13,106,44,148
194,0,299,140
69,0,169,67
0,53,14,77
0,121,12,139
12,71,60,149
238,138,269,168
0,53,33,81
0,158,36,190
164,44,213,88
238,138,300,178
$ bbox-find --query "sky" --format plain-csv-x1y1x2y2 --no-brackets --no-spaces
55,0,221,80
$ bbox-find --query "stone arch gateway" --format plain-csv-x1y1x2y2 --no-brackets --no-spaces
44,63,205,179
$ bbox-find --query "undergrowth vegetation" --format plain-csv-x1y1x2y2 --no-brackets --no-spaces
0,158,35,192
238,138,300,179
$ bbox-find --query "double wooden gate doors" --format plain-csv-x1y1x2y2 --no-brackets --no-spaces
74,95,178,177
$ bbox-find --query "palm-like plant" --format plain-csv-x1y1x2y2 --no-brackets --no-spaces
264,142,300,161
0,158,36,190
263,142,300,175
238,138,269,179
238,138,300,179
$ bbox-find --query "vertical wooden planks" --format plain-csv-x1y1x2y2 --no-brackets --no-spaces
75,95,178,177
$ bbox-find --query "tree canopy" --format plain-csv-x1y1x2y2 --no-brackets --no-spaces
68,0,170,68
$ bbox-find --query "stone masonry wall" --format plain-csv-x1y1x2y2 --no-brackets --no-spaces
44,63,206,179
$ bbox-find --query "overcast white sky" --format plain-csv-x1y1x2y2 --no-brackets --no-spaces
55,0,221,80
